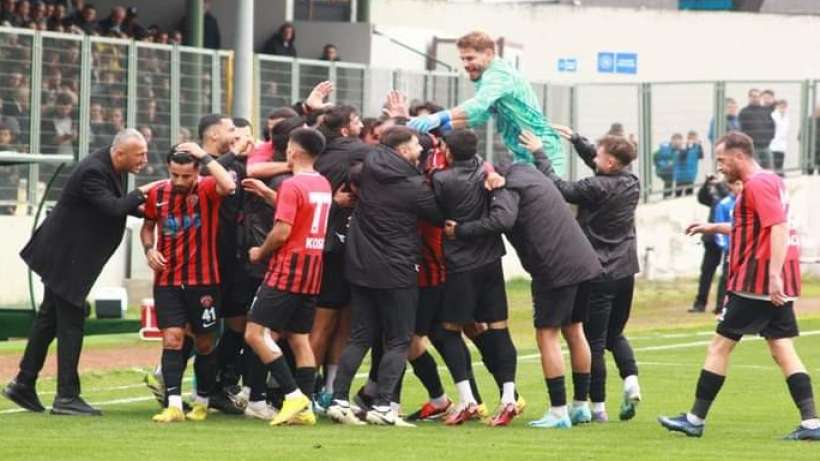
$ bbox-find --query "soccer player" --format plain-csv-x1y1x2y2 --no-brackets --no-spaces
327,126,442,427
407,31,563,173
142,142,237,423
432,129,519,426
444,156,602,430
244,128,332,427
311,105,372,411
659,131,820,441
521,129,641,423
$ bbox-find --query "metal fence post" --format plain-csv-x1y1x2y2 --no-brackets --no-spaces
170,45,181,145
639,83,652,203
799,79,812,173
568,85,579,182
78,35,92,160
28,31,43,209
290,59,299,104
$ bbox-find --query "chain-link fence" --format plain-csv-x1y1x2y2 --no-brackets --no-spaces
0,28,33,214
135,43,173,185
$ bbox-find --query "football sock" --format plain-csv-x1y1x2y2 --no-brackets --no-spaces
572,372,591,403
266,356,299,396
294,367,316,398
162,348,185,404
324,364,338,394
546,376,567,408
690,369,725,420
194,350,218,400
410,351,445,400
786,372,819,425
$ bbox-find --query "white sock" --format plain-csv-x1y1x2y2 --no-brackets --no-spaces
550,405,568,418
572,400,588,409
333,399,350,408
364,379,378,397
248,400,267,410
624,375,640,394
285,389,303,400
431,394,450,408
802,418,820,430
686,412,705,426
501,382,516,405
193,395,209,406
592,402,606,413
390,402,401,415
455,380,476,405
168,395,183,410
324,364,338,393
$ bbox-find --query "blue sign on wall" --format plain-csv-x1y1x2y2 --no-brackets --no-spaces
597,52,615,73
615,53,638,74
557,58,577,73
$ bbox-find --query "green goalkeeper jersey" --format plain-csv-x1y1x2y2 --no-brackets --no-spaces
459,58,564,174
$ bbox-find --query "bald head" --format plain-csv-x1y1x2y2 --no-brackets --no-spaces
111,128,148,174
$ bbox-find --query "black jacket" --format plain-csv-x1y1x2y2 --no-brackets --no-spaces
20,147,145,307
210,153,245,269
457,163,601,288
241,172,291,279
345,145,443,289
263,32,297,57
315,135,372,254
697,180,729,244
432,155,504,273
533,148,640,280
738,104,775,149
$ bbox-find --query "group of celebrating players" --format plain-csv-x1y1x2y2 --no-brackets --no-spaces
136,30,820,440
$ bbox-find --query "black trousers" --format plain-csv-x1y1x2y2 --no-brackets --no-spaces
332,285,416,407
17,287,86,398
772,151,785,177
695,240,723,308
583,276,638,403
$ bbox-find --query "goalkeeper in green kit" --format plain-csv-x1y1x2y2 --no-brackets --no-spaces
408,31,564,173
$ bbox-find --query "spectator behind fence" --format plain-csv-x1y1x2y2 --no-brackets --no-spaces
690,175,729,313
673,130,703,197
653,133,684,198
708,97,740,144
178,0,221,49
1,0,15,24
738,88,775,169
320,43,339,61
769,99,789,177
98,6,127,37
40,91,77,155
263,22,296,57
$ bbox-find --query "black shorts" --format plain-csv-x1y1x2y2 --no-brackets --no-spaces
716,293,799,341
317,252,351,309
531,279,591,328
415,285,444,336
154,285,221,334
248,284,317,334
220,267,262,318
440,261,508,325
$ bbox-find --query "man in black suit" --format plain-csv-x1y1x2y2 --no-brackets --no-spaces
2,129,157,416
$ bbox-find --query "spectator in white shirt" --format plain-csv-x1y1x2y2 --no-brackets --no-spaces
769,99,789,177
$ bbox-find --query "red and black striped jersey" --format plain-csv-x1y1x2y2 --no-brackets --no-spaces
727,171,801,297
417,135,448,288
144,177,223,287
264,172,333,294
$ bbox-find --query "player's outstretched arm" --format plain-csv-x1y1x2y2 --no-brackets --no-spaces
686,222,731,236
449,188,519,240
247,161,291,180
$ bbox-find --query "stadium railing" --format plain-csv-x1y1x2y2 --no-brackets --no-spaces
1,26,818,215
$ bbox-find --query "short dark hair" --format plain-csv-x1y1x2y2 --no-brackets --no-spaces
289,127,326,158
748,88,760,96
320,105,358,138
198,113,227,140
233,117,252,135
456,31,495,52
671,133,683,140
360,117,382,140
272,116,305,158
597,135,636,167
268,107,298,120
305,106,332,128
166,145,200,166
715,131,755,158
409,101,444,117
381,126,416,150
761,89,775,97
443,129,478,161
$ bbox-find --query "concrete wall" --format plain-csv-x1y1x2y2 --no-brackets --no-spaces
369,1,820,81
290,21,371,63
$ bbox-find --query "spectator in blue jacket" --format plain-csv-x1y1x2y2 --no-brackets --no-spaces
708,98,740,145
653,133,684,198
690,175,729,313
673,131,703,197
711,179,742,315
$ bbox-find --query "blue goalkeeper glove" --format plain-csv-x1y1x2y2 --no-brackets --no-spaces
408,110,452,133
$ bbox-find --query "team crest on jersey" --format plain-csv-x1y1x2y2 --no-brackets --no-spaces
200,295,214,308
187,194,199,207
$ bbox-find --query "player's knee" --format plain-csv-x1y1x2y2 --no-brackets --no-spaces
162,329,185,349
708,336,736,357
441,322,462,332
195,334,216,354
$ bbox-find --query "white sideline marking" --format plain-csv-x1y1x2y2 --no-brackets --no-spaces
4,330,820,414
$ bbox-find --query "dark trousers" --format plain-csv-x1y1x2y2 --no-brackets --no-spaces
332,285,416,407
583,276,638,403
695,240,723,308
772,151,785,176
17,287,86,398
756,147,773,170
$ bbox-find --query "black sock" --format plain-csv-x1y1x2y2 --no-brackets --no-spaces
161,348,185,401
483,329,516,389
787,372,818,421
294,367,316,398
546,376,566,408
410,351,445,400
472,331,497,377
267,356,298,395
690,369,725,419
218,328,244,387
194,350,219,398
438,329,469,383
246,349,268,402
462,342,483,405
572,372,590,403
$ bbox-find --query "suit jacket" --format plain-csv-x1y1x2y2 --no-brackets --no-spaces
20,147,145,307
